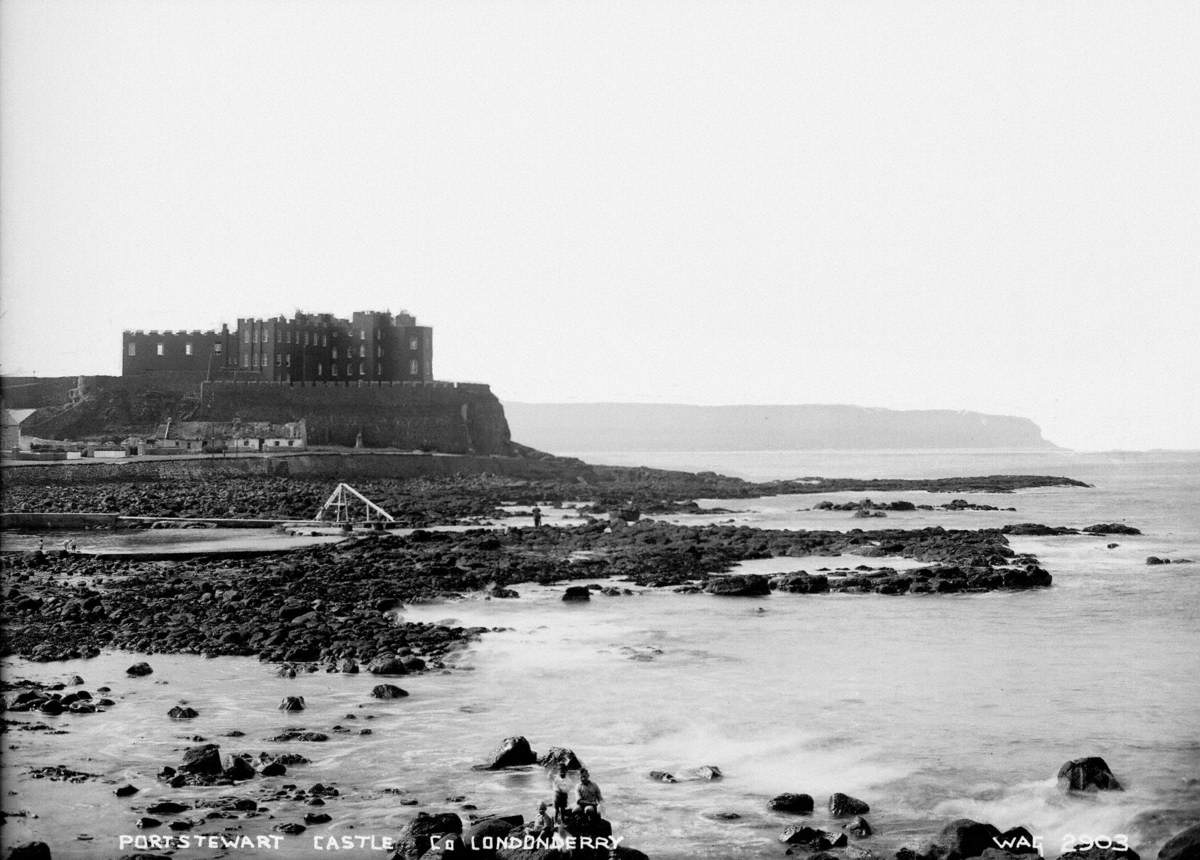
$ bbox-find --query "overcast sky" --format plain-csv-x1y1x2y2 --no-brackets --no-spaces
1,1,1197,450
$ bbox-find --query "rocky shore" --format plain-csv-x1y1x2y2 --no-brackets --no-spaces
1,470,1091,527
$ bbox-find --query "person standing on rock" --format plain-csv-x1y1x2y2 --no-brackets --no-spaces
551,764,572,822
575,768,603,815
532,506,543,527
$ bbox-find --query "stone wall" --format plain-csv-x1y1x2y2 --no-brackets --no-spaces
0,450,588,486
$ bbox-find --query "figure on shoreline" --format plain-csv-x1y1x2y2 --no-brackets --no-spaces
575,768,603,815
551,763,572,822
532,506,543,527
529,800,555,839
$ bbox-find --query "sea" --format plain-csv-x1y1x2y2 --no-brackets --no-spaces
2,449,1198,859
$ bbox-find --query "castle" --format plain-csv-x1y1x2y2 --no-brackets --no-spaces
122,309,432,383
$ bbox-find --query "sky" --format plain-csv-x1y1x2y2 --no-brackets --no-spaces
1,1,1197,451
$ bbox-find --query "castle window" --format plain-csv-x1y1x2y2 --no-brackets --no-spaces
303,332,309,346
244,329,250,344
332,347,338,359
185,343,193,356
359,362,365,375
243,354,249,367
360,330,366,340
410,359,419,375
359,345,366,358
409,337,419,351
275,355,282,366
331,365,338,377
346,363,352,376
127,343,136,357
157,343,165,356
376,345,382,358
262,330,269,343
322,335,328,347
214,343,223,354
285,354,291,367
317,362,323,376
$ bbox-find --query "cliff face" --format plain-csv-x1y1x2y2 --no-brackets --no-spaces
502,402,1060,451
3,375,513,455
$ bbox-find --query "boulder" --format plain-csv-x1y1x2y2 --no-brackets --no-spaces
481,736,538,769
844,816,872,838
368,654,409,675
126,662,153,677
829,792,871,817
168,706,199,719
180,744,223,776
279,696,306,712
261,761,287,777
692,765,723,780
371,684,410,700
114,784,139,797
1057,757,1123,791
147,801,189,814
773,573,830,594
780,825,835,849
1146,557,1169,566
648,770,677,783
705,575,770,596
769,793,815,814
538,747,583,771
224,755,256,781
392,811,464,860
562,586,592,602
937,818,1002,860
6,843,52,860
1158,823,1200,860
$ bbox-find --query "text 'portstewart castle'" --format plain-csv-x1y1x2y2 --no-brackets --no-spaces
122,310,432,383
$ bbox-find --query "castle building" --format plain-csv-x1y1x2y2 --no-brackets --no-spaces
121,310,432,383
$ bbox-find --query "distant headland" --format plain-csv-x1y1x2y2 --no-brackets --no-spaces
502,402,1061,451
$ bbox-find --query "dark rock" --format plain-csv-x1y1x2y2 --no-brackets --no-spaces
780,825,834,849
481,736,537,769
224,755,256,781
168,706,199,719
769,793,815,814
937,818,1002,860
261,762,287,777
127,662,153,677
1146,557,1169,565
147,801,188,815
773,573,830,594
393,811,464,859
562,586,592,601
648,770,677,782
845,816,872,837
6,843,52,860
115,784,139,797
1158,823,1200,860
1057,757,1123,791
371,684,410,700
367,654,409,675
279,696,306,712
180,743,222,776
538,747,583,771
274,823,306,835
466,814,524,848
692,765,723,780
705,574,770,596
1082,524,1140,535
136,817,162,829
304,812,332,825
829,792,870,816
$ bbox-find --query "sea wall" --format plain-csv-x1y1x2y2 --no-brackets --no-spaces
0,450,589,486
